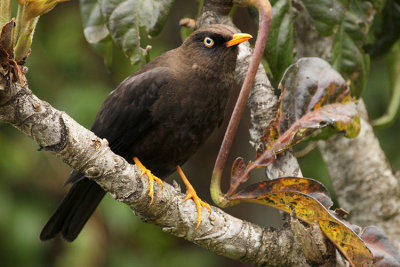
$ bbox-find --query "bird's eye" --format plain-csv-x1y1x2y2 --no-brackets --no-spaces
203,37,214,48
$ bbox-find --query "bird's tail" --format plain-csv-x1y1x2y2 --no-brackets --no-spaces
40,177,105,242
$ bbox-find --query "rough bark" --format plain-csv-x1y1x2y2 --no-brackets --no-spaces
0,75,314,266
318,102,400,250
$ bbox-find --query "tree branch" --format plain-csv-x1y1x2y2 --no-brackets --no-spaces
0,74,320,266
318,102,400,250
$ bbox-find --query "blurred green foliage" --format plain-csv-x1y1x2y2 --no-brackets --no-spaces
0,0,399,266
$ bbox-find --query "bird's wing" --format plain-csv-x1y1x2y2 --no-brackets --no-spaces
93,67,170,148
65,67,171,185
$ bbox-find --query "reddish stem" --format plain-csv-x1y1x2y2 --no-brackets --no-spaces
211,0,272,207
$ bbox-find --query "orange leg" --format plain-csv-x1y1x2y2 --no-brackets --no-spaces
133,157,164,204
176,166,211,229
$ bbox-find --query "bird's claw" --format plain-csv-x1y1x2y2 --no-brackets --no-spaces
134,157,164,205
184,187,211,229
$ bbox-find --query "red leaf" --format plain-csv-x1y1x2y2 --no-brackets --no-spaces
361,226,400,266
228,157,249,195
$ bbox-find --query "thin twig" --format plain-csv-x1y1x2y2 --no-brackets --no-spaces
211,0,272,207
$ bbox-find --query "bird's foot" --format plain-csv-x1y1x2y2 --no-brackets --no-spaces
184,186,211,229
177,166,211,229
133,157,164,205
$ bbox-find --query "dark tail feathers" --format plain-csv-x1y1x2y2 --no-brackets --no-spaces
40,177,105,242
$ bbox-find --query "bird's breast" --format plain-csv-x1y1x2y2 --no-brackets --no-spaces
149,71,234,164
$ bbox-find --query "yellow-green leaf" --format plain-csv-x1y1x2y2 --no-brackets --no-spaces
232,190,373,267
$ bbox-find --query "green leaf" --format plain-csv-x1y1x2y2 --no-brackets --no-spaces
99,0,175,65
367,0,400,57
80,0,174,66
329,1,375,97
301,0,346,36
300,0,376,97
80,0,114,67
338,32,370,98
264,0,294,81
266,0,379,97
372,40,400,128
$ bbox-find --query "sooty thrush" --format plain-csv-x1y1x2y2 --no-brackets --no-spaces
40,24,252,241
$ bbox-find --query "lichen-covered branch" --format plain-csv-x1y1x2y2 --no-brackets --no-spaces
0,76,318,266
318,102,400,250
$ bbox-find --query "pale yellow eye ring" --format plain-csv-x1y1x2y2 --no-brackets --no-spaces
204,37,214,47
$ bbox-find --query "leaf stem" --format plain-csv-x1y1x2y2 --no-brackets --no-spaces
14,4,25,44
14,4,39,62
14,16,38,61
211,0,272,207
372,40,400,129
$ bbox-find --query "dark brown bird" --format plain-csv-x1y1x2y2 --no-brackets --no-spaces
40,24,252,241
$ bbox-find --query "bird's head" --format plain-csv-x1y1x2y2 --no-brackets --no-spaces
179,24,252,76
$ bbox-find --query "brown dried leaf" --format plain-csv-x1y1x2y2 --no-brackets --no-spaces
0,20,15,58
0,20,26,86
228,157,248,195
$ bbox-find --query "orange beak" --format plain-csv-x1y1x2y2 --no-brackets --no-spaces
225,33,253,47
